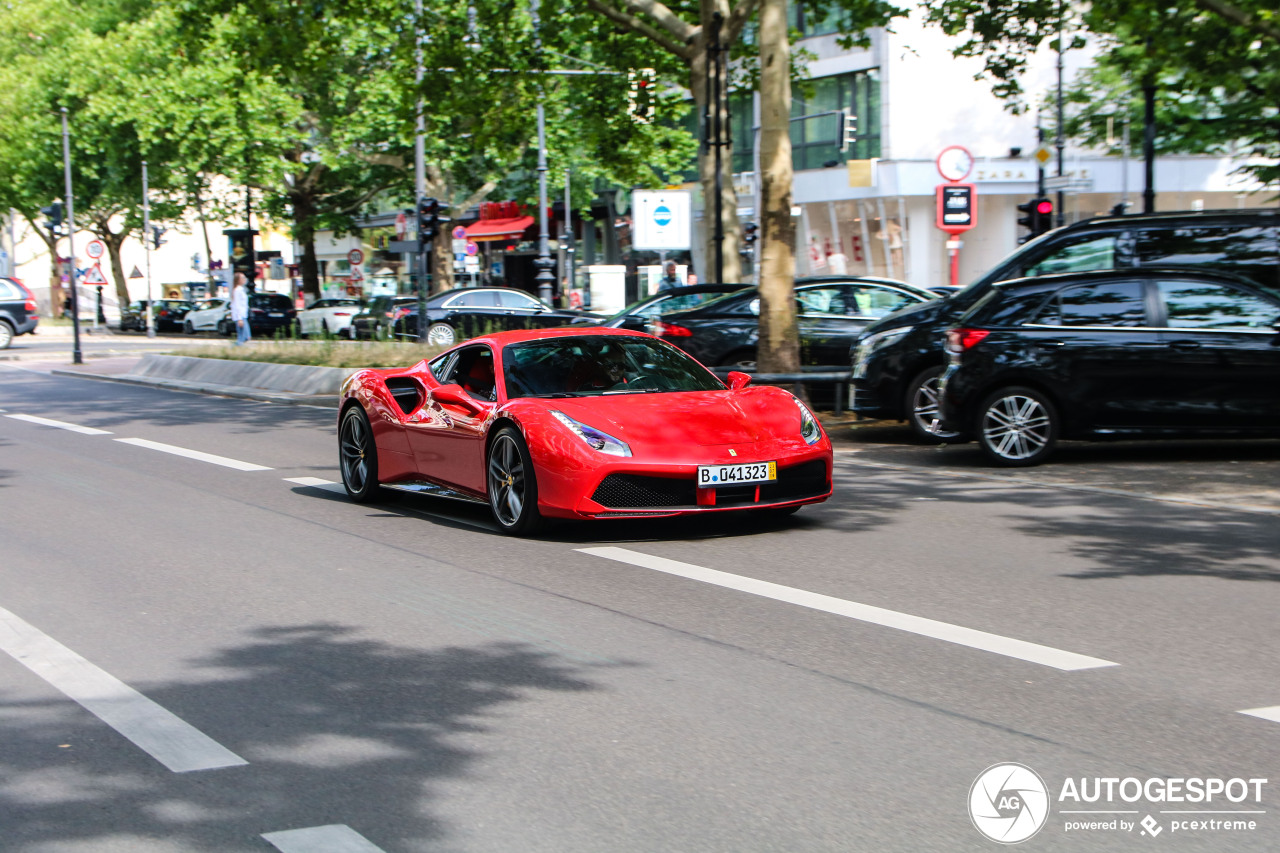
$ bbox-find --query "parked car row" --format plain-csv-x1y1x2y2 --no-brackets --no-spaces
851,207,1280,465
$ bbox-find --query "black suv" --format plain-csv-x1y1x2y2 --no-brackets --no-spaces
0,277,38,348
937,268,1280,466
852,209,1280,441
247,292,297,336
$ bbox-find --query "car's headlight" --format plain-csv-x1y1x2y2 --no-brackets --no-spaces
551,411,632,457
853,327,912,377
794,398,822,445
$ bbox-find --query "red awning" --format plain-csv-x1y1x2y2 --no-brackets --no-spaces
464,215,535,242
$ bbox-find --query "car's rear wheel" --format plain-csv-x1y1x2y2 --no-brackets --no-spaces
217,318,230,336
906,366,963,443
426,322,456,346
339,406,382,501
487,427,542,535
976,386,1058,467
0,320,13,349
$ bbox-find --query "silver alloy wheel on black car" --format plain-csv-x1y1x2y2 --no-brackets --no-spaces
487,427,541,534
339,406,381,501
906,365,962,442
426,322,456,346
977,386,1058,467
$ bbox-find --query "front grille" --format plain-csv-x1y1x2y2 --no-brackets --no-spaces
759,459,829,502
591,474,697,509
591,459,829,510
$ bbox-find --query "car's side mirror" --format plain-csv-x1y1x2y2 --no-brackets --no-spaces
726,371,751,390
432,383,485,413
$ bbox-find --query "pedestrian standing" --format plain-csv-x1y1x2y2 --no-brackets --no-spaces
656,260,681,292
230,273,250,346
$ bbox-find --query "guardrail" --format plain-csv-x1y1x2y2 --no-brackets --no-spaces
711,366,854,414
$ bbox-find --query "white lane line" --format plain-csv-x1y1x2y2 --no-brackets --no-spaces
262,825,387,852
1240,706,1280,724
115,437,272,471
284,476,345,493
6,413,112,435
0,604,247,773
579,547,1118,672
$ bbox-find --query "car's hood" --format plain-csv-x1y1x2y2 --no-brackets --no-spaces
861,297,944,336
545,387,798,448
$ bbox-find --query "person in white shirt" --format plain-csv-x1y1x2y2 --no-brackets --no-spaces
230,273,250,345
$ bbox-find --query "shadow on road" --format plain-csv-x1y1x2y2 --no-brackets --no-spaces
0,624,601,851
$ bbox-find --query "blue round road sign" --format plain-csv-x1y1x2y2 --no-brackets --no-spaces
653,205,672,226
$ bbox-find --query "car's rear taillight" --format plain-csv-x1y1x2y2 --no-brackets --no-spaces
655,321,692,337
333,312,351,317
946,328,990,353
24,298,37,312
14,280,37,312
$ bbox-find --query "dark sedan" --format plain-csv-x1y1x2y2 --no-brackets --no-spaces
391,287,603,346
938,268,1280,466
351,296,419,340
582,283,750,332
655,276,936,369
0,277,38,349
120,299,194,333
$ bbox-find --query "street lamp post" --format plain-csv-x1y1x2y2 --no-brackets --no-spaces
531,0,555,305
61,107,82,365
143,160,155,337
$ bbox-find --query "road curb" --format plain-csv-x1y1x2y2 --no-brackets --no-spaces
49,368,338,407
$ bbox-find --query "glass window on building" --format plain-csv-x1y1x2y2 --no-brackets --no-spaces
791,69,880,170
801,199,906,280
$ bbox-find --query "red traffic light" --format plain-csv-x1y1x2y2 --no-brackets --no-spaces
1036,199,1053,215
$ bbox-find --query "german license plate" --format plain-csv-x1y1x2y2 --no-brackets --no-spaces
697,461,776,487
269,312,284,317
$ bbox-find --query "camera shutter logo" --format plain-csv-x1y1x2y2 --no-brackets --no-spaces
969,763,1050,844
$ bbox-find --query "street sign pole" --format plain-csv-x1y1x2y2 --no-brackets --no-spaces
61,108,81,365
143,160,155,337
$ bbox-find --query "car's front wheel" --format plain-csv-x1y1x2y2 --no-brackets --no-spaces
906,366,963,443
976,386,1058,467
487,427,542,535
183,319,195,335
426,322,456,346
339,406,382,501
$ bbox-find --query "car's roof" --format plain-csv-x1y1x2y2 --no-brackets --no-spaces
453,327,654,348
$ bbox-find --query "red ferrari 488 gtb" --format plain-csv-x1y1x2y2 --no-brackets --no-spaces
338,328,833,534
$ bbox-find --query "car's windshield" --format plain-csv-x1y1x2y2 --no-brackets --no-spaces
503,336,724,398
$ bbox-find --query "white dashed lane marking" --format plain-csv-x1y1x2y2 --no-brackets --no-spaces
579,546,1118,672
114,437,273,471
1240,707,1280,725
262,824,387,852
6,413,112,435
0,604,247,773
284,476,345,493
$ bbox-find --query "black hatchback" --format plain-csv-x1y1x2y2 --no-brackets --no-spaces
937,269,1280,466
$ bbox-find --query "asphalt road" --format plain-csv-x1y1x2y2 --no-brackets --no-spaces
2,364,1279,852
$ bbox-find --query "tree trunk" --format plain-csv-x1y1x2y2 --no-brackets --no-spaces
756,0,799,375
431,226,453,294
689,22,742,284
99,222,130,310
36,226,64,317
291,190,321,301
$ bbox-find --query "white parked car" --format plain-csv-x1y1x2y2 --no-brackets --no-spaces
297,297,365,338
183,298,231,335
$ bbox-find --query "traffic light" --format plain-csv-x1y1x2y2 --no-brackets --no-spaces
40,201,64,236
742,222,758,248
151,224,167,249
1016,197,1054,244
628,67,656,124
417,198,451,249
837,111,858,152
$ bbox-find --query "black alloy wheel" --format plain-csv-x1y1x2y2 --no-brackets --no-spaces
487,427,542,534
339,406,382,501
906,366,963,443
976,386,1059,467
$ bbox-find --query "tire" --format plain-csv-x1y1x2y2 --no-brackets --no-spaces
217,318,230,336
320,320,329,337
0,320,13,350
426,322,456,346
339,406,383,501
976,386,1058,467
486,427,543,535
906,366,963,443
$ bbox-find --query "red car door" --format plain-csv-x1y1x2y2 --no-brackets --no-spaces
406,345,497,494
